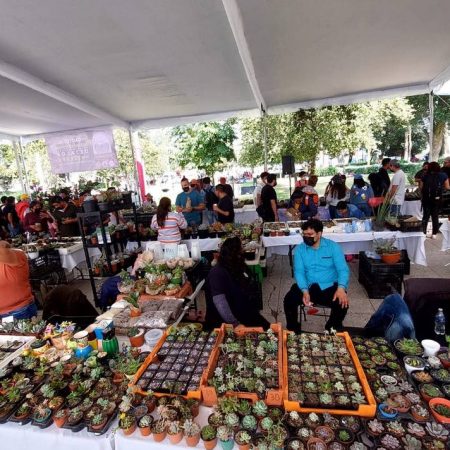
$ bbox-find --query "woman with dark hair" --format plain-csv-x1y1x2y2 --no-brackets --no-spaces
151,197,187,244
325,175,349,219
349,174,374,217
205,237,270,330
420,161,449,238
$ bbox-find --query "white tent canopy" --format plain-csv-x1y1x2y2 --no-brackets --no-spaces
1,0,450,137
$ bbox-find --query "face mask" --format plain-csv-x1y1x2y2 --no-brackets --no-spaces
182,187,190,192
303,236,316,246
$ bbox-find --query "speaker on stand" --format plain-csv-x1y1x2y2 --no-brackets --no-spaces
282,155,295,196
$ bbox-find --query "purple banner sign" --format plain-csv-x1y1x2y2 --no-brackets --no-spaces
46,128,118,174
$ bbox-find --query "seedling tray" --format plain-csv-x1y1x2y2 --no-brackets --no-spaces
201,323,284,406
130,325,220,400
283,331,377,417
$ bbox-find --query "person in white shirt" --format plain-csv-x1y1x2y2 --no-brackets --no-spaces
387,159,406,216
253,171,269,207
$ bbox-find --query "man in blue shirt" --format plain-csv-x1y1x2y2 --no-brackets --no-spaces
284,218,350,333
175,178,205,226
336,201,365,219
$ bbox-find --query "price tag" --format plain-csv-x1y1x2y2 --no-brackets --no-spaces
2,315,14,323
266,390,282,406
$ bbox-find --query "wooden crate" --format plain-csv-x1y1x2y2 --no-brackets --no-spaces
283,331,377,417
201,323,284,407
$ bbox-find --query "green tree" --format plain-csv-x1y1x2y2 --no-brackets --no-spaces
0,144,18,191
408,94,450,161
172,120,237,179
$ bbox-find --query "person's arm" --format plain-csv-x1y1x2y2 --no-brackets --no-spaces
349,188,356,204
177,213,188,230
212,294,239,326
150,215,158,230
193,202,205,212
444,177,450,190
309,200,318,218
6,212,14,226
175,194,184,213
386,184,398,201
270,199,278,221
293,246,312,306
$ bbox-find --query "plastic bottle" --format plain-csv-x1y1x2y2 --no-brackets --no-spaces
434,308,446,335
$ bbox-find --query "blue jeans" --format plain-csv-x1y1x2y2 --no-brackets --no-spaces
7,223,21,237
0,302,37,320
205,210,217,225
389,204,401,217
364,294,415,342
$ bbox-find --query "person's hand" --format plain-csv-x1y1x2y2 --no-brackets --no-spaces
212,204,219,212
176,206,183,213
333,287,349,308
235,324,245,330
185,206,193,213
302,291,313,307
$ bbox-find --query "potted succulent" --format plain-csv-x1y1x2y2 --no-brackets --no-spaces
217,425,234,450
167,420,183,444
410,403,430,422
14,402,31,421
151,419,167,442
336,428,355,446
394,338,423,356
260,416,274,435
429,398,450,424
241,414,257,432
33,404,52,424
125,292,141,317
90,413,107,431
119,413,137,435
138,414,153,436
403,356,426,374
127,327,145,348
267,423,288,449
419,383,443,402
201,424,218,450
184,418,201,447
373,237,401,264
437,336,450,368
118,270,134,294
53,408,67,427
234,429,252,450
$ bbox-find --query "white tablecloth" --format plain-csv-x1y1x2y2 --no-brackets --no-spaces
234,206,258,224
0,421,113,450
401,200,422,220
262,230,427,266
127,238,222,253
441,220,450,251
59,247,102,271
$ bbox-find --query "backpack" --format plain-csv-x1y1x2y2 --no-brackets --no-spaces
422,173,442,201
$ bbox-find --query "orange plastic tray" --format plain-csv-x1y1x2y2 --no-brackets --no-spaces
129,324,218,400
283,331,377,417
201,323,284,407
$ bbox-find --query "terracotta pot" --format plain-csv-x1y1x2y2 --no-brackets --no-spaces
94,267,101,276
153,431,166,442
202,438,218,450
122,423,136,436
169,431,184,444
429,397,450,424
437,351,450,369
130,306,141,318
129,331,145,348
91,417,108,431
53,415,67,428
186,434,201,447
139,426,151,436
381,251,401,264
237,444,251,450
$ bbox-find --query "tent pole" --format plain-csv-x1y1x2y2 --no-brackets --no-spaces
128,128,143,204
429,92,434,161
18,137,30,194
262,109,268,171
12,140,26,194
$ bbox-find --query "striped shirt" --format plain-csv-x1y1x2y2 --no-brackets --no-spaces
151,212,187,244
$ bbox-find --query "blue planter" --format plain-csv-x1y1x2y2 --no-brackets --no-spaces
219,439,234,450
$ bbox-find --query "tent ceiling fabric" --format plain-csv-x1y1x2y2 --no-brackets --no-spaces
1,0,450,136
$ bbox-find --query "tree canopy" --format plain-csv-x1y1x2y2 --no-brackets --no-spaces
172,119,236,178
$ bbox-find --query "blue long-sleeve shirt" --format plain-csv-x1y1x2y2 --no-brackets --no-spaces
294,237,350,292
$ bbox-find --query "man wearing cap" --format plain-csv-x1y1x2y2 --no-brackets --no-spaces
219,177,234,200
15,194,30,222
387,160,406,217
175,178,205,226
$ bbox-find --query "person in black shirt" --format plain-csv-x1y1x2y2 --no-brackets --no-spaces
213,185,234,224
443,156,450,178
219,177,234,199
202,177,218,225
260,173,279,222
369,157,391,197
51,196,80,237
205,237,270,330
3,196,21,236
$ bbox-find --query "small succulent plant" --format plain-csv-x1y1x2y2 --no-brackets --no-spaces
425,422,449,439
216,425,232,441
183,419,200,437
402,434,422,450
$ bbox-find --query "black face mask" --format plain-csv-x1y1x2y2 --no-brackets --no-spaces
182,187,190,192
303,236,316,247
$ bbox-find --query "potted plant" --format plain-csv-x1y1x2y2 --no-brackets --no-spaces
118,270,134,294
217,425,233,450
373,237,401,264
201,424,218,450
336,428,355,446
241,414,257,432
53,408,67,427
429,398,450,424
234,429,252,450
437,336,450,368
394,338,423,356
138,414,153,436
410,403,430,422
119,413,137,435
14,402,31,421
151,419,167,442
127,327,145,348
125,292,141,317
404,356,426,374
167,420,183,444
90,413,107,431
267,423,288,449
419,383,443,402
184,418,201,447
372,197,393,231
32,404,52,424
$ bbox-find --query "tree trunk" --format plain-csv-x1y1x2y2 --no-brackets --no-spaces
431,121,445,161
309,158,316,173
403,126,412,161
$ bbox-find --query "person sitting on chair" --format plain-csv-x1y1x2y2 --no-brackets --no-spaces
284,219,350,333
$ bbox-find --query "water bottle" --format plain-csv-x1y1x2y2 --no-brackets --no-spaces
434,308,446,335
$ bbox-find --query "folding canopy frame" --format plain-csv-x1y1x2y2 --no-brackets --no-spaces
2,0,450,188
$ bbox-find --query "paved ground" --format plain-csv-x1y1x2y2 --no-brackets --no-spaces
70,232,449,332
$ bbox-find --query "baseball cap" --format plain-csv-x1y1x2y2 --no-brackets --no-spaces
20,194,30,201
